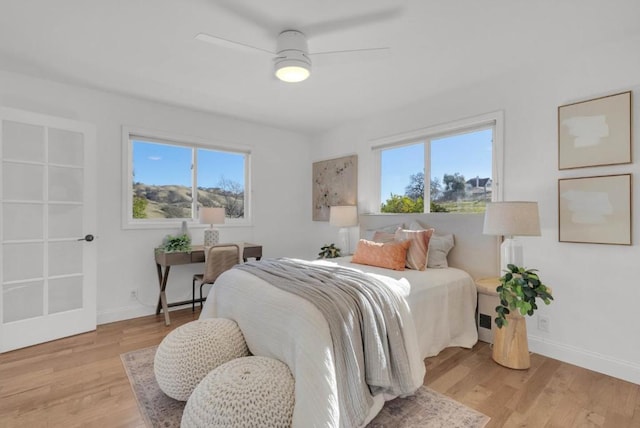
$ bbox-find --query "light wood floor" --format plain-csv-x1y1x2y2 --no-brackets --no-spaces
1,308,638,427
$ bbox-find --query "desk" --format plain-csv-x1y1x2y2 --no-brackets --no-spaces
154,243,262,325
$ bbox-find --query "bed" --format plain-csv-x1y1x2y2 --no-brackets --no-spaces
200,213,498,428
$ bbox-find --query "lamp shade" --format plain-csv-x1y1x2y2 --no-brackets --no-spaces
329,206,358,228
199,207,225,225
483,202,541,237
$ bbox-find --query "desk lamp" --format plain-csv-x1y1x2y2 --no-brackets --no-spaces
199,207,225,246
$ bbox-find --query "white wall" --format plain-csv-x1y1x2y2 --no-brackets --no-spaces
309,35,640,384
0,70,312,324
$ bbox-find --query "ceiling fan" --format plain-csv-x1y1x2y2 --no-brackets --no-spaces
195,3,403,83
196,29,390,83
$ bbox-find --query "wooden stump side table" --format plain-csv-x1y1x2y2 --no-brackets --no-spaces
475,277,531,370
492,313,531,369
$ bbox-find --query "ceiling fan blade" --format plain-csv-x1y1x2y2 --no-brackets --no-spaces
195,33,273,55
309,47,390,57
310,47,391,67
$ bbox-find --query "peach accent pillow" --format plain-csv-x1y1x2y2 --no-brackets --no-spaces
351,239,411,271
394,228,435,270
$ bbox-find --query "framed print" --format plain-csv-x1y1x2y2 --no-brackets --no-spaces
312,155,357,221
558,91,631,170
558,174,631,245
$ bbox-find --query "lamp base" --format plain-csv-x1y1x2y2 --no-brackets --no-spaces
500,237,523,272
204,228,219,246
338,227,351,256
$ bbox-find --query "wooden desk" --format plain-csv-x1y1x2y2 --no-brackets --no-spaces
154,243,262,325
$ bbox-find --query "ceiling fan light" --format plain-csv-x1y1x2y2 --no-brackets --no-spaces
275,59,310,83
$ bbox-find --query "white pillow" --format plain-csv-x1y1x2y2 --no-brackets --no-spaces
362,223,404,241
427,234,455,268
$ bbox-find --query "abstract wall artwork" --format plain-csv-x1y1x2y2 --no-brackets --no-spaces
558,174,631,245
312,155,357,221
558,91,631,170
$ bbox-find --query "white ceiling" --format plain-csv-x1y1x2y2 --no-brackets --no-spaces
1,0,639,135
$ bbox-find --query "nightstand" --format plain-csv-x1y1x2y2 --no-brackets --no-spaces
475,277,500,344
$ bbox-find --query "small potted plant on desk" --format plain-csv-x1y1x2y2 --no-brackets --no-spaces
318,243,341,259
493,264,553,369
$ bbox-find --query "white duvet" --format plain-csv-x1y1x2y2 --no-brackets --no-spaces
199,258,477,427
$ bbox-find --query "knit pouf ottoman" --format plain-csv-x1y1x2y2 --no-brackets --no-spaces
154,318,249,401
181,356,295,428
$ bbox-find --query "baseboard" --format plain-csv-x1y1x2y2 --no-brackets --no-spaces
97,302,193,325
529,334,640,385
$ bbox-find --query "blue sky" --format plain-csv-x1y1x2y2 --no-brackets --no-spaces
133,140,245,187
380,128,493,199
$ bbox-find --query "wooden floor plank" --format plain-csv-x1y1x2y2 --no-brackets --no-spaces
0,308,638,427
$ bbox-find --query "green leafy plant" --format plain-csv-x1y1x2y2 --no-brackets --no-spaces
161,234,191,253
318,243,341,259
495,264,553,328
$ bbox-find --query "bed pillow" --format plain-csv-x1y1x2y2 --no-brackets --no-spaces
371,230,395,243
427,234,455,268
409,220,427,231
351,239,411,271
408,221,455,268
362,223,404,241
394,228,435,270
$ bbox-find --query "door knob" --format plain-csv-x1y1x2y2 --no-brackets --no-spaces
78,234,95,242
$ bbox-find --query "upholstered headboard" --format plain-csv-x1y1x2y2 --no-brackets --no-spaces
359,213,499,280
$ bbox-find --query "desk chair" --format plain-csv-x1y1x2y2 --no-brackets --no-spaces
192,244,240,311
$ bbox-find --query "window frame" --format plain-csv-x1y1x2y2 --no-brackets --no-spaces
372,111,504,213
121,126,252,229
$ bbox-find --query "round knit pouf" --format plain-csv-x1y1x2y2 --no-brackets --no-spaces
154,318,249,401
181,356,295,428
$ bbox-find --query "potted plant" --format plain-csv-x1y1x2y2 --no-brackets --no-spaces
318,243,341,259
493,264,553,369
161,234,192,253
495,264,553,328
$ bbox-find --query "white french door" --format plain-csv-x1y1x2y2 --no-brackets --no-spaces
0,107,96,353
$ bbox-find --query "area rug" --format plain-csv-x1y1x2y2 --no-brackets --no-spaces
121,346,489,428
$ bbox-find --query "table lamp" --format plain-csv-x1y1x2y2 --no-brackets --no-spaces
199,207,225,246
483,201,541,273
329,205,358,255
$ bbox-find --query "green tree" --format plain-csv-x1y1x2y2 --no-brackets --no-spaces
132,195,148,219
430,201,448,212
381,194,424,213
404,172,424,201
430,177,442,201
403,172,443,203
442,173,466,201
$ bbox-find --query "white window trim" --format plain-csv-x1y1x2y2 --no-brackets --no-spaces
121,126,252,230
370,111,504,212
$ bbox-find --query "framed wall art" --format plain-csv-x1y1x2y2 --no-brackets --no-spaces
558,91,631,170
558,174,631,245
312,154,357,221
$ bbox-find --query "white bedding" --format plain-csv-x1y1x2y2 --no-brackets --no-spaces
330,257,478,358
199,257,478,427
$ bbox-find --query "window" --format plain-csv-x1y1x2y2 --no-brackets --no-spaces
122,128,250,228
375,112,502,213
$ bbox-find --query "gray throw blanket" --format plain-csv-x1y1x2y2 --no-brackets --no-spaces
236,258,418,428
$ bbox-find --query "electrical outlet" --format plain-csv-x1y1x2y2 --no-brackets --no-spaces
130,290,137,300
538,315,550,332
